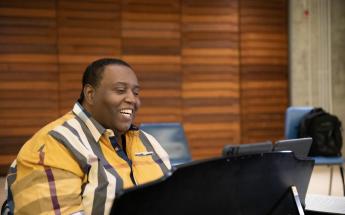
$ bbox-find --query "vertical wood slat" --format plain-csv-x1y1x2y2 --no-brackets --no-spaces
0,0,59,174
182,0,240,159
0,0,288,175
122,0,182,124
57,0,122,114
239,0,288,143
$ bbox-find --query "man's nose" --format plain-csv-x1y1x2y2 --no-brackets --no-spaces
125,90,136,103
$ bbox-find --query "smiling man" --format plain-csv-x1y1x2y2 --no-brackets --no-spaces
6,58,171,215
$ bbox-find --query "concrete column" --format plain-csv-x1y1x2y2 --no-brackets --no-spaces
289,0,311,106
290,0,345,155
289,0,332,110
331,0,345,156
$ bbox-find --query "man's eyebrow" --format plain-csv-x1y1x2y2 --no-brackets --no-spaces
113,82,140,89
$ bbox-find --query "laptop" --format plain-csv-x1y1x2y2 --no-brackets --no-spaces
273,138,313,158
222,141,273,156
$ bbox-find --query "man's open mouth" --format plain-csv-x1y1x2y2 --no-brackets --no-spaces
119,108,133,119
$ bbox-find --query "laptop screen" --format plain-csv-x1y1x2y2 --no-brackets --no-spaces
273,138,313,158
222,141,273,156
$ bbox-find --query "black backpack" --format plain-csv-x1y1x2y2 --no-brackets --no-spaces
298,108,343,156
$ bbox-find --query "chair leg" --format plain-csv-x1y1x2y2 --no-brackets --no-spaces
339,165,345,196
328,166,333,195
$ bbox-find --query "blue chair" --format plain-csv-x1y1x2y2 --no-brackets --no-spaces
285,106,345,195
140,123,192,167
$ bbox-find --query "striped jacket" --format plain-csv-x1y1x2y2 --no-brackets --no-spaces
8,102,171,215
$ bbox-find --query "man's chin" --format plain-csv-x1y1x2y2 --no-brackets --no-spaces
115,124,131,134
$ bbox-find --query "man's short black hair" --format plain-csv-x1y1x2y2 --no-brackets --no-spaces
78,58,132,103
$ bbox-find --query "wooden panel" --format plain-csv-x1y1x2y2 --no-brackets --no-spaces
182,0,240,160
57,0,122,114
0,0,290,174
239,0,288,144
0,0,59,171
122,0,182,124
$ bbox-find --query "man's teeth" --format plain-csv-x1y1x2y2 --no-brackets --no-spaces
120,109,133,115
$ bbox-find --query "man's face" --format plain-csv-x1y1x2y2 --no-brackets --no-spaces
90,64,140,134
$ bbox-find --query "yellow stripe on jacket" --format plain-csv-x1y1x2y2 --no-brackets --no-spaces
10,103,171,215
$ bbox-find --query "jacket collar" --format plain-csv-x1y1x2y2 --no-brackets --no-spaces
72,102,139,142
72,102,107,142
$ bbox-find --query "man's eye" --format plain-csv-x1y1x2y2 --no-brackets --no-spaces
115,88,126,94
133,90,139,96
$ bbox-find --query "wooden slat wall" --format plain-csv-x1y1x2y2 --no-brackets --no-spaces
182,0,240,159
121,0,182,124
0,0,288,174
239,0,288,143
57,0,122,114
0,0,59,174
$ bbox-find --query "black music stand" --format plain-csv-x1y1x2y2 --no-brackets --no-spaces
111,152,314,215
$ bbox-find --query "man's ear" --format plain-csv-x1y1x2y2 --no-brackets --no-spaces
84,84,96,105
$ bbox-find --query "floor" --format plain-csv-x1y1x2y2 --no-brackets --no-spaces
308,165,344,196
0,166,343,207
